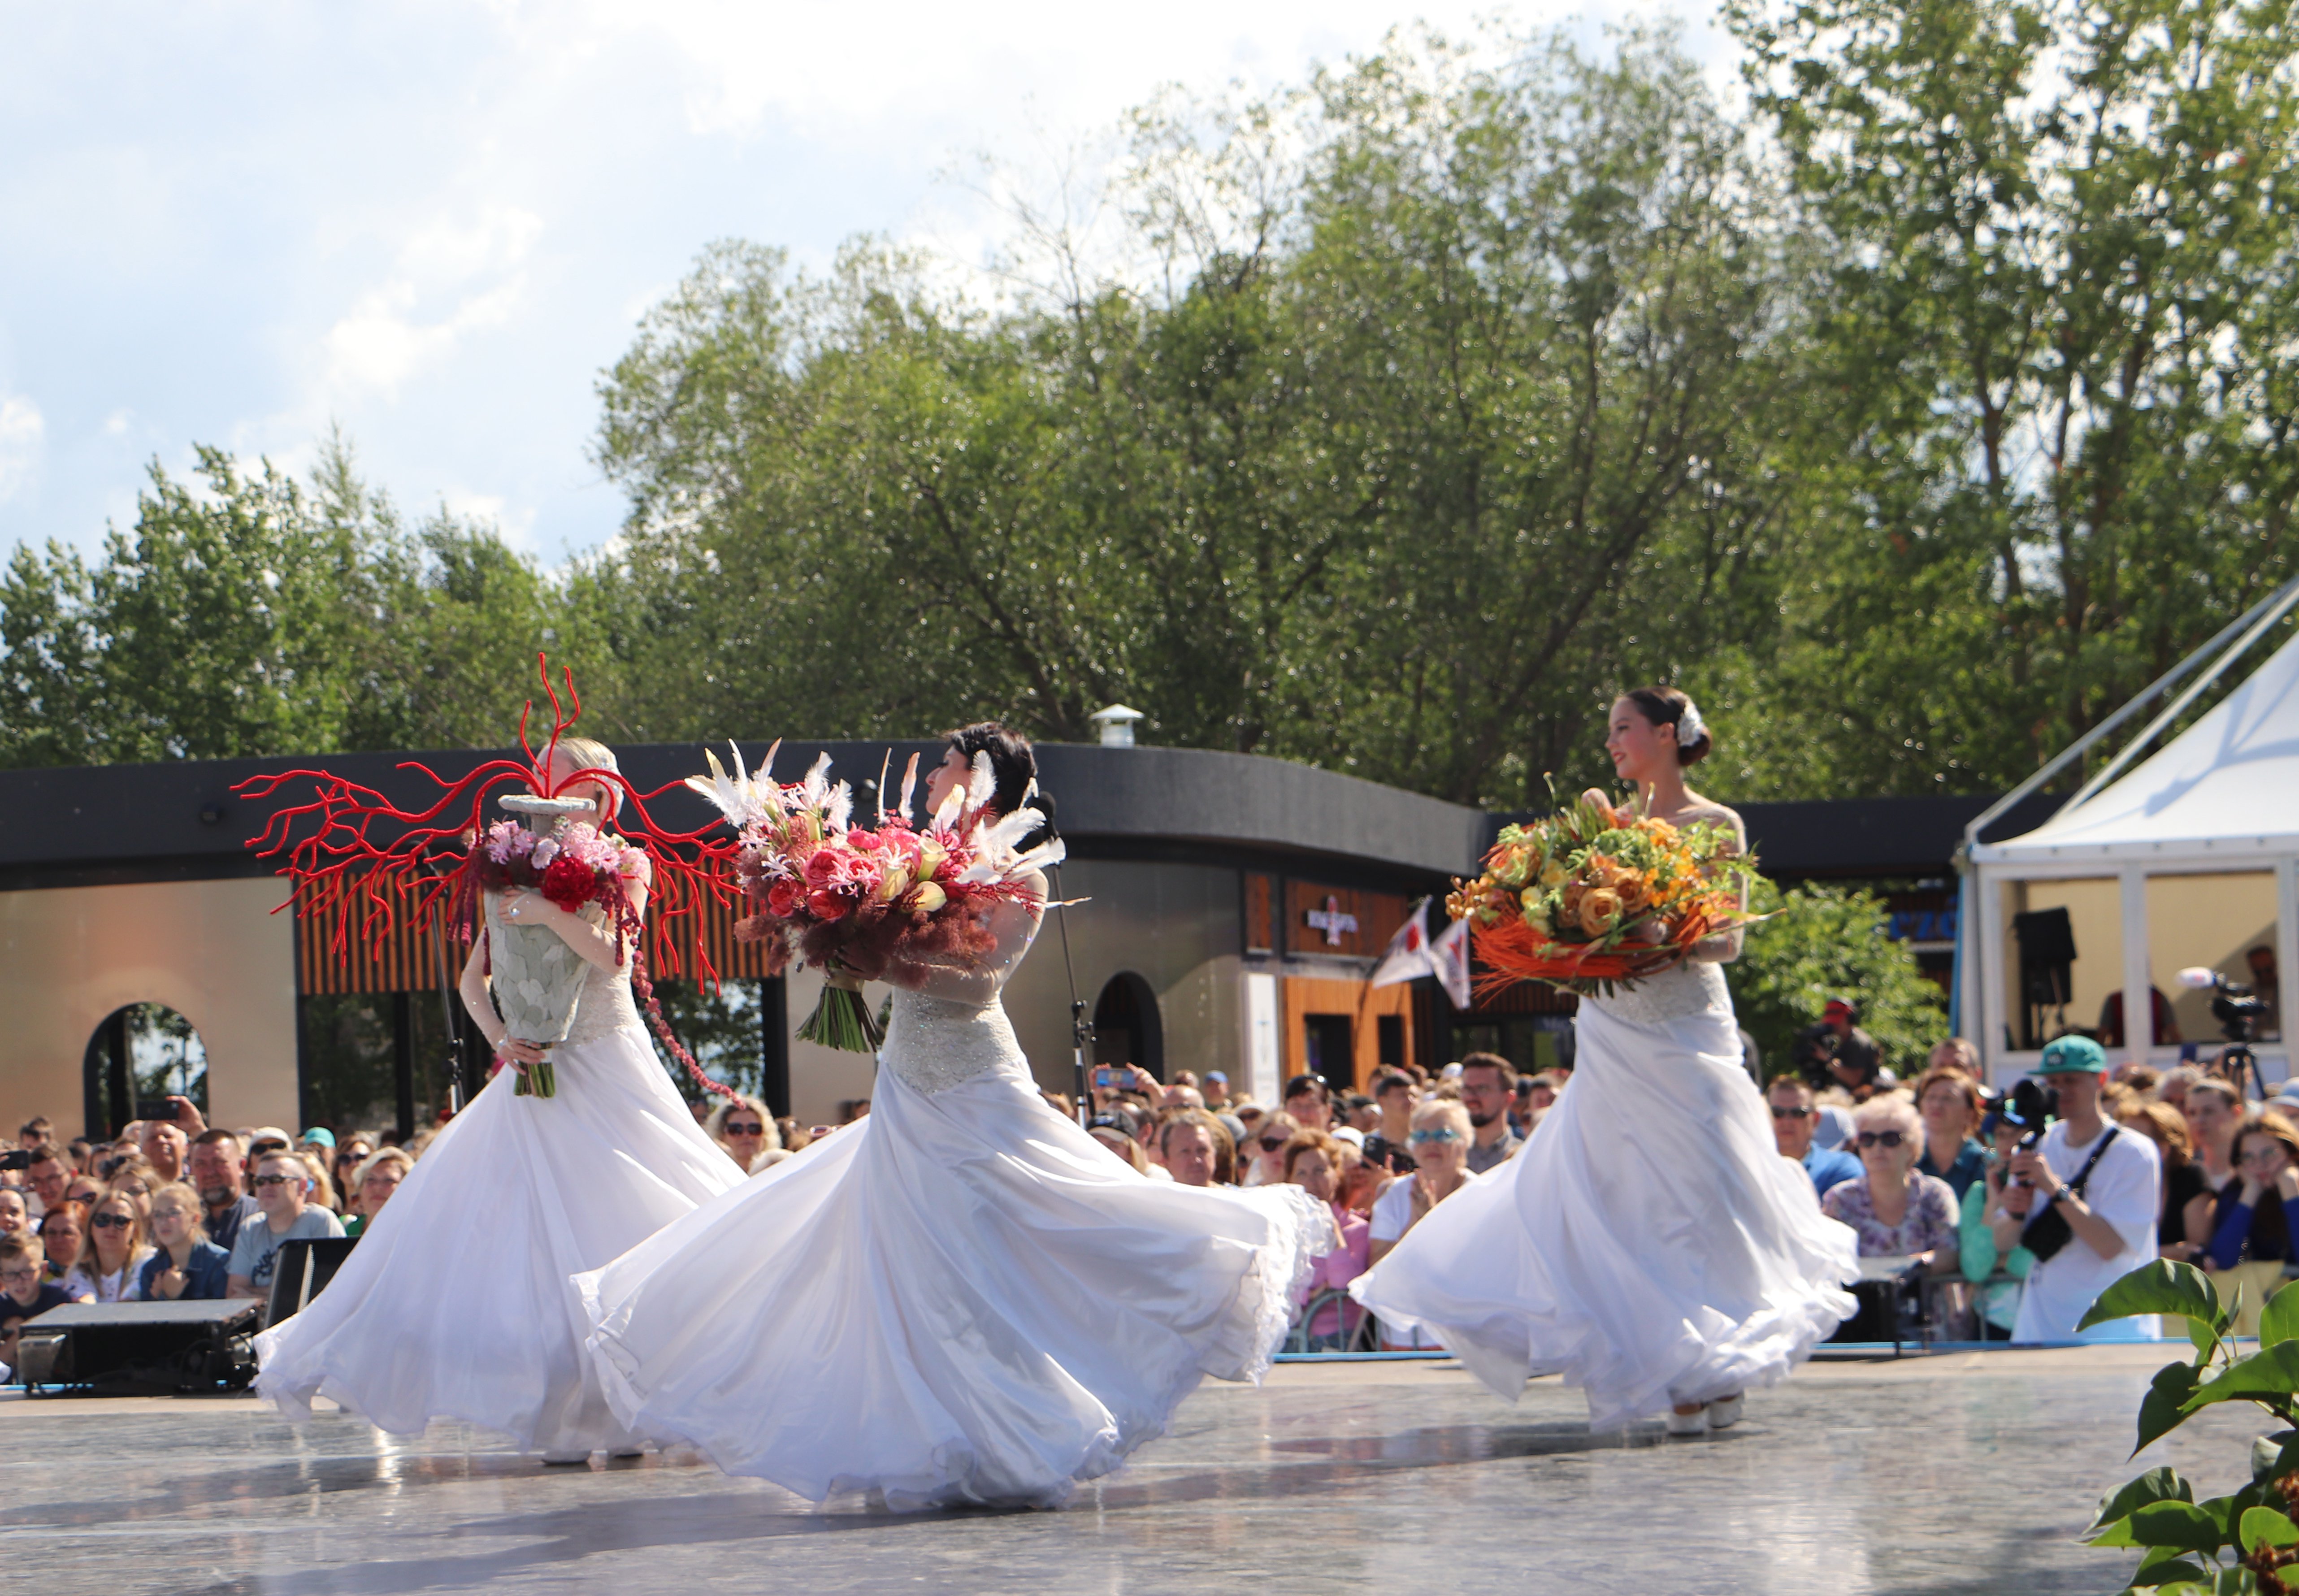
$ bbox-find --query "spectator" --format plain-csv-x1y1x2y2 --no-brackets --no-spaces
705,1097,782,1175
1821,1096,1960,1273
63,1173,104,1210
1088,1113,1150,1175
1370,1100,1474,1265
0,1188,24,1239
1768,1076,1862,1198
1362,1071,1418,1175
344,1148,414,1237
1202,1071,1231,1109
65,1137,93,1175
1161,1084,1206,1111
2112,1063,2163,1097
2157,1064,2203,1116
2184,1078,2243,1214
1283,1131,1369,1350
226,1152,346,1300
1159,1111,1234,1187
2249,945,2282,1041
297,1152,341,1215
17,1116,53,1154
775,1118,809,1154
330,1134,376,1202
0,1235,70,1373
1811,1086,1859,1151
188,1130,260,1254
37,1201,91,1297
1242,1112,1301,1188
1457,1053,1522,1175
72,1191,152,1303
1340,1093,1378,1135
1993,1036,2162,1344
2099,986,2181,1048
23,1147,70,1219
133,1119,189,1185
1282,1075,1333,1132
1960,1112,2038,1338
2117,1100,2207,1262
1929,1038,1982,1077
106,1163,160,1225
1913,1066,1988,1200
136,1183,230,1301
2203,1110,2299,1275
1795,998,1884,1097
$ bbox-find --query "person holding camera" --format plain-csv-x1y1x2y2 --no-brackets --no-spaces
1989,1037,2161,1344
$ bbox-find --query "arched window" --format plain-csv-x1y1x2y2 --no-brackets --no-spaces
1092,972,1164,1084
83,1003,206,1138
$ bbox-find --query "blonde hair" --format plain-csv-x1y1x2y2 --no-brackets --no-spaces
703,1096,780,1153
551,737,621,821
1411,1098,1472,1139
147,1181,208,1245
87,1188,145,1261
1853,1094,1922,1139
352,1146,414,1191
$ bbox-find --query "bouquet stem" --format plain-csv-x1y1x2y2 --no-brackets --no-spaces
798,969,886,1054
513,1055,557,1098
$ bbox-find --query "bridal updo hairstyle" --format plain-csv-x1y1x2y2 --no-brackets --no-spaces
1621,686,1712,766
943,721,1058,848
551,735,622,821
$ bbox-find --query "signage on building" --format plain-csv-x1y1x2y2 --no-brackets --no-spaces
1304,896,1359,947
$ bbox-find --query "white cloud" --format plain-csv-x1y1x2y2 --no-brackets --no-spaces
321,206,542,399
0,396,45,503
442,488,538,549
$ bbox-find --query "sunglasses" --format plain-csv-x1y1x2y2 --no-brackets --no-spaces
1259,1136,1288,1152
1770,1106,1813,1120
253,1173,302,1188
724,1123,766,1136
90,1213,134,1230
1409,1129,1464,1145
1855,1130,1908,1149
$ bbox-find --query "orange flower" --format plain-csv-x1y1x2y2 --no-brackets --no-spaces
1578,888,1624,937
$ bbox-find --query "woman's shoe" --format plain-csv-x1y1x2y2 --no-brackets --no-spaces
541,1451,590,1466
1706,1393,1745,1430
1665,1405,1707,1436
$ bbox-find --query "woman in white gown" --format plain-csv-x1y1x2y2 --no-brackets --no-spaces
576,724,1331,1509
1350,689,1856,1433
255,739,739,1460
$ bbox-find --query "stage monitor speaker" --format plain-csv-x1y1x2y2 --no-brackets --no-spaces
2013,906,2078,968
265,1235,360,1328
13,1299,259,1394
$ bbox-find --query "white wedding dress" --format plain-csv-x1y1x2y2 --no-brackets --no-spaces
1350,960,1857,1428
255,947,738,1455
576,899,1331,1509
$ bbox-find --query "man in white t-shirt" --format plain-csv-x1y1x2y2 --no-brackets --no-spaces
1991,1037,2160,1344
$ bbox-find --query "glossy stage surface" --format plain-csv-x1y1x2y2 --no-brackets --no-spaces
0,1345,2245,1594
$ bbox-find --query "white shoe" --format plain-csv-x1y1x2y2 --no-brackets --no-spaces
1665,1406,1707,1436
1706,1393,1745,1430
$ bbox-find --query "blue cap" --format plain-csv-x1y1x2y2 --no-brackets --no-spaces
1205,1072,1227,1084
2037,1036,2108,1076
299,1127,336,1149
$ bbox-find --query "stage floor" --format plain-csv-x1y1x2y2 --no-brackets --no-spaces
0,1344,2252,1594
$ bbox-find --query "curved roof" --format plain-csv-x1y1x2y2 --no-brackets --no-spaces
1973,629,2299,864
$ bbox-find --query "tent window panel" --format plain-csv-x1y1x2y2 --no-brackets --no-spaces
2002,879,2122,1050
2148,873,2280,1045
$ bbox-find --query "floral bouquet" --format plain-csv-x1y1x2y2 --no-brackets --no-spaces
685,742,1063,1051
234,656,743,1106
1447,788,1760,997
469,797,649,1098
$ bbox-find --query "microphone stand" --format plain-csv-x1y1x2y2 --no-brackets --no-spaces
1049,859,1094,1127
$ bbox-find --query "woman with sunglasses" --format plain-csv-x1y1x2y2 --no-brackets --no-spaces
70,1190,153,1303
703,1096,782,1175
1350,688,1856,1436
1241,1111,1300,1187
1820,1097,1961,1271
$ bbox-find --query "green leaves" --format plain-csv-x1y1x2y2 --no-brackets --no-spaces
2139,1362,2208,1456
1737,882,1947,1080
2084,1263,2225,1337
2096,1467,2198,1532
2189,1344,2299,1415
2260,1285,2299,1350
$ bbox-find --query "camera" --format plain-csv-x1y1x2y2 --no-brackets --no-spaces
0,1149,30,1173
1995,1077,2058,1175
2178,966,2268,1043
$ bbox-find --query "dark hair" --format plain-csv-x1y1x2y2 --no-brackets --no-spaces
1458,1051,1513,1083
1282,1073,1331,1105
1620,685,1711,766
945,721,1057,849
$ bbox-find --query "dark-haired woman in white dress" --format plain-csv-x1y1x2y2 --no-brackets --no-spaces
1352,689,1857,1433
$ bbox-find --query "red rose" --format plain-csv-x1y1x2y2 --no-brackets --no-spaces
807,889,850,921
540,855,598,912
804,850,842,889
766,879,802,918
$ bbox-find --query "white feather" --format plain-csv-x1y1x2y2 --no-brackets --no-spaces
826,781,853,833
801,752,831,811
967,750,995,814
896,752,920,824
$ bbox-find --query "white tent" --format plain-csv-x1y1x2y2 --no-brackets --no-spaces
1963,629,2299,1081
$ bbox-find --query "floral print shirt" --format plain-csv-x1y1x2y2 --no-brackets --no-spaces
1822,1171,1960,1258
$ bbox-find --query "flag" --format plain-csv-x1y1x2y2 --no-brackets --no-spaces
1369,898,1434,988
1431,915,1472,1010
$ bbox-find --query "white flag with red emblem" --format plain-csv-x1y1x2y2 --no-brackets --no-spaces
1430,915,1472,1010
1370,898,1434,988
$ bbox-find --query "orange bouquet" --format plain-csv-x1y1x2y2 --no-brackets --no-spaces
1447,789,1758,996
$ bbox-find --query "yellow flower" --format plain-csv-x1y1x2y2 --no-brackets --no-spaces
911,882,947,915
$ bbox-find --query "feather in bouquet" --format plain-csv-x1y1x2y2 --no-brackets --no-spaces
684,742,1064,1052
1447,788,1760,997
233,656,742,1104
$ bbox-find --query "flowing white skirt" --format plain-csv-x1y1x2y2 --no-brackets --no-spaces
1351,967,1857,1428
576,990,1330,1509
254,1022,738,1454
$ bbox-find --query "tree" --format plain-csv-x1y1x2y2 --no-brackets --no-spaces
1732,881,1948,1078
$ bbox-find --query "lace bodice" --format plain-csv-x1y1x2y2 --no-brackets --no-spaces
878,899,1041,1095
564,958,644,1045
1588,960,1730,1026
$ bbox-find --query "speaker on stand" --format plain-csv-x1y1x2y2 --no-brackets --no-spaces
2013,907,2078,1051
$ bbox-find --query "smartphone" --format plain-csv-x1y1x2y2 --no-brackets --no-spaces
0,1149,29,1173
135,1098,181,1122
1093,1067,1115,1089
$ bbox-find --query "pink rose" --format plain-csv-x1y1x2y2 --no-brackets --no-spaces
807,889,850,921
766,880,802,918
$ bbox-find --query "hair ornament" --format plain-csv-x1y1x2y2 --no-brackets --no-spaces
1676,700,1705,747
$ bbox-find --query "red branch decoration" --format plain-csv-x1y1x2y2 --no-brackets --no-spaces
234,655,742,1102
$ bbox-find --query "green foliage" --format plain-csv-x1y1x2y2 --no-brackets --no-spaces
1730,881,1946,1077
2082,1260,2299,1591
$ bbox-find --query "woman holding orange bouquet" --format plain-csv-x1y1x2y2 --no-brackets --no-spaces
1352,688,1857,1436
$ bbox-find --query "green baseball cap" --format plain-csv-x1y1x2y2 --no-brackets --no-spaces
2037,1036,2107,1076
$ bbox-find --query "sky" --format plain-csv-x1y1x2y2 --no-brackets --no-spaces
0,2,1724,568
